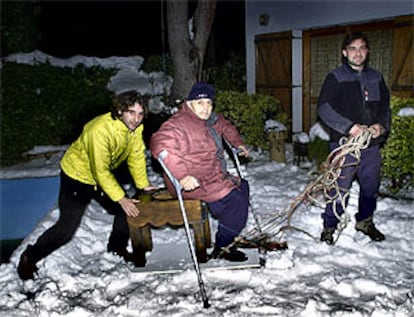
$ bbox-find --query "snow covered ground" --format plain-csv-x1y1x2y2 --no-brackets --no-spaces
0,146,413,316
1,52,413,316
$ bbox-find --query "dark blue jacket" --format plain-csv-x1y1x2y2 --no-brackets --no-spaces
317,63,391,145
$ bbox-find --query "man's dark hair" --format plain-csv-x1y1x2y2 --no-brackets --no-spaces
341,31,370,63
111,90,147,119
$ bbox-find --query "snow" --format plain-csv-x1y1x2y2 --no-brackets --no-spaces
309,122,330,142
292,132,310,144
398,107,414,117
265,119,287,132
3,51,173,114
1,53,413,316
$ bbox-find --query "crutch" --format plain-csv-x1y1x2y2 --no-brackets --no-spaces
224,140,263,233
158,150,210,309
224,140,270,266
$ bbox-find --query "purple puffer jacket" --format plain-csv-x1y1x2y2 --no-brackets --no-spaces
150,103,244,202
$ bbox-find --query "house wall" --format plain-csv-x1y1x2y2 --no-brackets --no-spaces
245,0,414,132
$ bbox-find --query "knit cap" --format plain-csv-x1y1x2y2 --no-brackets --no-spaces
187,82,215,100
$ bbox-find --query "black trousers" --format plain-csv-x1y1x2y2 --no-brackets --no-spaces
26,171,129,263
322,144,382,228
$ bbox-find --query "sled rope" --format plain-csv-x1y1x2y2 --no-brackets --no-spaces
233,127,375,248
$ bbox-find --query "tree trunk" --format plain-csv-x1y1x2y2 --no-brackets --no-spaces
166,0,216,101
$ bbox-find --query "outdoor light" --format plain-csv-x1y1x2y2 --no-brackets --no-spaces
259,14,269,26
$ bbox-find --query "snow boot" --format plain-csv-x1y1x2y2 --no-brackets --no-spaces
17,246,38,281
210,245,248,262
355,218,385,241
107,245,137,264
320,227,335,245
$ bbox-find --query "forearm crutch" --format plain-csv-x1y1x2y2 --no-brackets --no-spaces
224,140,271,266
158,150,210,309
224,140,263,234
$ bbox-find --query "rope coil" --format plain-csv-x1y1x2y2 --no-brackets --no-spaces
234,127,375,248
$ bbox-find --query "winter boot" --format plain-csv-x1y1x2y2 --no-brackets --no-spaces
210,245,248,262
107,245,136,264
320,227,335,245
17,246,38,281
355,218,385,241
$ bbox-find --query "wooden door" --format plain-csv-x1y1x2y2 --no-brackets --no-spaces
255,31,292,131
391,16,414,98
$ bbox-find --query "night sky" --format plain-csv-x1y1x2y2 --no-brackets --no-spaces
37,1,245,62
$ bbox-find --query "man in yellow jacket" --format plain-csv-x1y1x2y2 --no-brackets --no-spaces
17,90,156,280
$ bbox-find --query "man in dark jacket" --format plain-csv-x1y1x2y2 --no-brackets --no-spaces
317,32,391,245
150,82,250,261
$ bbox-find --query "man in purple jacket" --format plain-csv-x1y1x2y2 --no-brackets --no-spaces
317,32,391,245
151,82,250,262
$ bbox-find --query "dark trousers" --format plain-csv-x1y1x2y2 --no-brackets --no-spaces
26,171,129,263
322,144,382,229
207,180,249,248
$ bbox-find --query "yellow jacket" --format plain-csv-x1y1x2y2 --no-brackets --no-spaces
60,113,149,202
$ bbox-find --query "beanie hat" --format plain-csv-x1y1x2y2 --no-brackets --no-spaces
187,82,215,101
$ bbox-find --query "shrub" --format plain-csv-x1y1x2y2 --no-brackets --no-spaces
381,96,414,193
1,62,116,165
308,137,330,168
215,91,284,150
205,52,246,92
141,54,174,76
